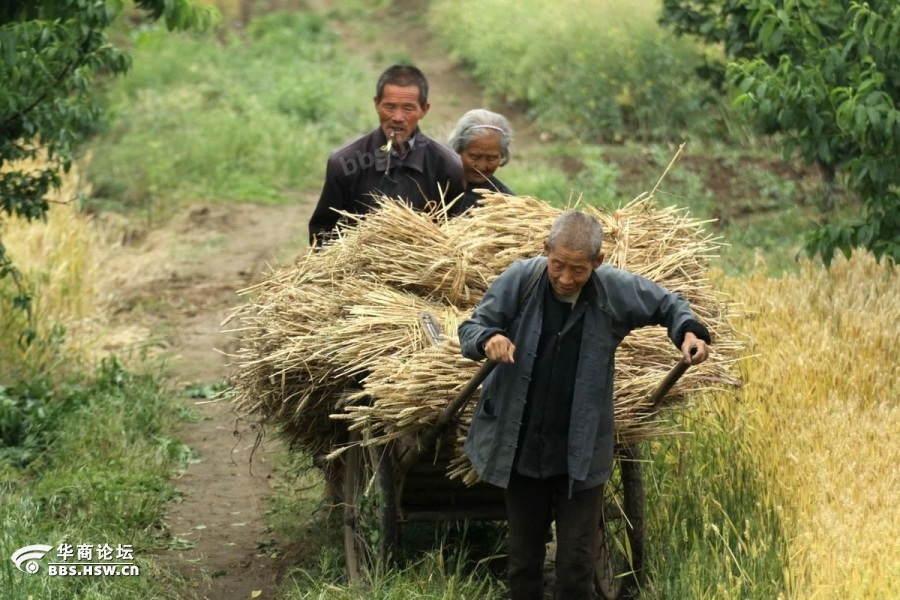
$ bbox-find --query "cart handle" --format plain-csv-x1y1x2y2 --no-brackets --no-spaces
646,346,697,408
399,347,695,473
398,360,496,474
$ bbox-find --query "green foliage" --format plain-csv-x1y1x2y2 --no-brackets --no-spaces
0,379,55,468
730,1,900,264
572,149,622,208
85,11,372,214
0,357,184,599
0,249,35,347
0,0,215,220
661,0,900,263
640,398,791,598
0,0,216,322
429,0,723,143
500,161,574,207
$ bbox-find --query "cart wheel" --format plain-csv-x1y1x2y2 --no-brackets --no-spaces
595,443,645,599
343,434,398,581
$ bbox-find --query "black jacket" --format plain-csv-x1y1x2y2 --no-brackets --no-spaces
308,127,466,245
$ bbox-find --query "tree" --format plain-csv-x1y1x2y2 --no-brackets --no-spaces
0,0,215,335
661,0,899,264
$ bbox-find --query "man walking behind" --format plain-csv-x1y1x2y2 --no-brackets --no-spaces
308,64,465,246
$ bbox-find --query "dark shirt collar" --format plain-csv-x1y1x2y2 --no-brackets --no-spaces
374,128,427,173
393,133,416,155
465,175,498,192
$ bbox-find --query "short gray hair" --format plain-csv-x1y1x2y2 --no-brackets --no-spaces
548,211,604,259
448,109,513,165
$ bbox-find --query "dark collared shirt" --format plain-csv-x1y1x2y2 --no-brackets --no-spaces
514,280,594,479
308,127,466,245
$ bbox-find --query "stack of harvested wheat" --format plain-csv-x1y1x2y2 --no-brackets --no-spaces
226,192,743,483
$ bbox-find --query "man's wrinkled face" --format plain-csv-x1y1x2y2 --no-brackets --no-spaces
374,84,429,146
544,242,603,297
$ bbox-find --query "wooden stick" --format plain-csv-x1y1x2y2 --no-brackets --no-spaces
398,360,496,473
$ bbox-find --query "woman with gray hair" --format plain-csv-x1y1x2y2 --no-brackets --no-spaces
448,109,514,212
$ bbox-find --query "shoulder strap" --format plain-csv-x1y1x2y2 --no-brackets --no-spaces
518,264,544,307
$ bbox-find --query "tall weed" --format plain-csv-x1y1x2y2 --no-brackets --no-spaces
0,159,107,383
641,399,790,598
279,532,506,600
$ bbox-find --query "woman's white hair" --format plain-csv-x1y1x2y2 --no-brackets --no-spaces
448,109,513,165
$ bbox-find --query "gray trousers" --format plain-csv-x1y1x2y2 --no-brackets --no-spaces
504,471,603,600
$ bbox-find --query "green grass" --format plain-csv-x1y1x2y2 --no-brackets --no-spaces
280,548,506,600
0,358,189,599
638,396,791,598
85,11,373,220
429,0,727,143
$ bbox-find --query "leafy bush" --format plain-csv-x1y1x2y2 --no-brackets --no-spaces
662,0,900,263
0,380,55,468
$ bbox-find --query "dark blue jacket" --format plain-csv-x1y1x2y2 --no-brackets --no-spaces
459,256,702,491
456,176,513,213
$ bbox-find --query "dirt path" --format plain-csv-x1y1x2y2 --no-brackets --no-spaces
104,3,543,599
105,202,309,600
157,204,311,600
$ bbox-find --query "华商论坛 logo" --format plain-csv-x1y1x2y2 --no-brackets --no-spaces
11,544,53,574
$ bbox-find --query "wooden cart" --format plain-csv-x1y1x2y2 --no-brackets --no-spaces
342,358,690,599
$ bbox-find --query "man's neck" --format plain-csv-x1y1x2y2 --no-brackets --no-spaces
392,132,417,158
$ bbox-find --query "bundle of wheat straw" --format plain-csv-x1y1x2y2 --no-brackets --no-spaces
224,251,358,452
443,193,562,291
331,340,477,450
306,286,464,378
227,191,743,482
319,198,489,305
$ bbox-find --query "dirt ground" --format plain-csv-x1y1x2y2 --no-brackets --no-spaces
97,2,543,599
103,202,309,599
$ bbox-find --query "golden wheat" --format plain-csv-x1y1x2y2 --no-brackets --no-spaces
719,253,899,598
0,158,110,379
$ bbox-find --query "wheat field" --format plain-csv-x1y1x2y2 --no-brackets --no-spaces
719,254,899,598
0,159,108,379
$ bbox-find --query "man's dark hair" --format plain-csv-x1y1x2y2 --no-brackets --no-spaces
375,65,429,107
